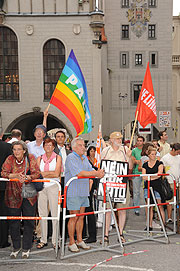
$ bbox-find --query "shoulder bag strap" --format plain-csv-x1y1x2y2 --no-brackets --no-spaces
103,146,111,160
24,156,28,176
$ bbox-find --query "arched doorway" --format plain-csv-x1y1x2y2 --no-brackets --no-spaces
5,112,72,141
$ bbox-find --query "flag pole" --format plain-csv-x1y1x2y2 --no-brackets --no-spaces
43,104,51,128
46,103,51,111
129,110,139,150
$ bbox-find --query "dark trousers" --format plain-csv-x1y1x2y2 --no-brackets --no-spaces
84,196,96,240
60,177,69,239
8,199,36,250
0,191,9,247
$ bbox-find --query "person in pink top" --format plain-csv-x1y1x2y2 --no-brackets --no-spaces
36,137,61,249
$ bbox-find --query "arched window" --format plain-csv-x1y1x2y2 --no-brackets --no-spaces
0,26,19,100
43,39,65,100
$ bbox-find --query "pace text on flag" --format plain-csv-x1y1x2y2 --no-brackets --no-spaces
50,49,92,135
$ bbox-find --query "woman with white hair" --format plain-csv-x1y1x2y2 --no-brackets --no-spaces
1,140,41,259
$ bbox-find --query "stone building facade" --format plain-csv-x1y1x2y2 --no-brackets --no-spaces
0,0,173,142
172,15,180,142
0,0,104,140
102,0,173,141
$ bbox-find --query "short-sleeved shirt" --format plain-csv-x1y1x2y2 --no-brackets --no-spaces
158,141,170,158
65,151,94,197
101,145,129,162
132,147,142,174
27,140,45,159
161,153,180,183
142,160,163,192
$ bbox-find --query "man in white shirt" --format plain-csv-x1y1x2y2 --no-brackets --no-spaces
55,130,71,177
8,129,22,144
158,130,170,158
161,143,180,223
27,125,46,159
100,131,132,244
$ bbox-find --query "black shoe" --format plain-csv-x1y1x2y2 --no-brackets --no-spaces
85,237,97,243
135,212,140,216
0,242,11,248
144,227,153,231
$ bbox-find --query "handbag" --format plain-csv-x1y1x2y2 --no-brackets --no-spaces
161,177,173,201
27,155,44,192
22,182,37,198
21,157,37,198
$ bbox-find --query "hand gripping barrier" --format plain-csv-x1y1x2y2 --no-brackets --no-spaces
0,178,61,261
61,173,178,259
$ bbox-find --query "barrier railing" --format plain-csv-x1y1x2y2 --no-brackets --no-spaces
0,178,61,260
61,173,177,259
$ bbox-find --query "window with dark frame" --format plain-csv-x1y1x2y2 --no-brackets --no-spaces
122,0,129,8
0,26,19,101
120,52,129,68
133,83,142,104
151,53,156,65
43,39,65,100
122,53,127,66
148,0,156,7
149,52,158,67
135,54,142,65
148,24,156,39
122,25,129,39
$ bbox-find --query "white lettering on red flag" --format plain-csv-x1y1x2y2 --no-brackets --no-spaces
135,62,157,128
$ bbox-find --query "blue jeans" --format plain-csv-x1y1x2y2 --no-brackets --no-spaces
144,189,161,200
133,176,143,212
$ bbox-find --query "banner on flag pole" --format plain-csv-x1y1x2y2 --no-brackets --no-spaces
135,62,157,128
50,49,92,135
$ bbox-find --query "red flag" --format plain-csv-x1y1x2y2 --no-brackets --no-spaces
135,62,157,128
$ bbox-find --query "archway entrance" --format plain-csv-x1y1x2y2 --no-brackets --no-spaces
5,112,71,141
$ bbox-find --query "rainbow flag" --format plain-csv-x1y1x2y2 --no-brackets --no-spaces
50,49,92,135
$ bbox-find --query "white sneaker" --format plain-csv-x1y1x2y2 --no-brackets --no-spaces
77,241,91,250
68,243,80,253
22,249,30,259
166,218,173,224
152,220,161,229
10,248,21,259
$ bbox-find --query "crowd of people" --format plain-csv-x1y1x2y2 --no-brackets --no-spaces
0,119,180,258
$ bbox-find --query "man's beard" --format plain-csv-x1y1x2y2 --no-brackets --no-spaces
113,141,121,147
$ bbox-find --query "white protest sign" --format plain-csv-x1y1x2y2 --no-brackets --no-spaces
98,159,129,203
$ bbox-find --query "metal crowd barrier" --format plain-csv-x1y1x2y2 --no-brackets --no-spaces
0,178,61,262
61,173,177,259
